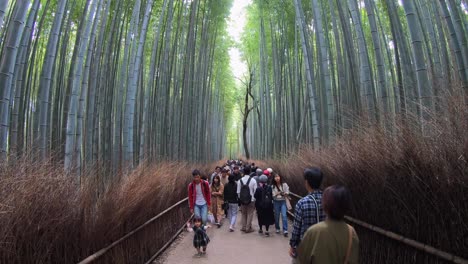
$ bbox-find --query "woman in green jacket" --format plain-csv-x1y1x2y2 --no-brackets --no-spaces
297,185,359,264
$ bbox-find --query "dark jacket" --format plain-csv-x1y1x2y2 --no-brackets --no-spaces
254,185,273,209
224,180,238,204
254,185,275,226
232,172,243,181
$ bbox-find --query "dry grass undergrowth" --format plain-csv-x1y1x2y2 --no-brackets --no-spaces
264,97,468,263
0,159,216,263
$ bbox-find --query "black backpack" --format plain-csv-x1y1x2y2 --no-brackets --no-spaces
239,177,253,205
260,186,272,209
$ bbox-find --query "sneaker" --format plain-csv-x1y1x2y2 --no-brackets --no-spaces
258,230,263,234
245,228,255,233
284,232,289,237
276,229,280,234
240,228,246,232
229,228,234,232
265,231,270,237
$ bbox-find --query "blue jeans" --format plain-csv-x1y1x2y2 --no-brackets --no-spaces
274,200,288,232
228,203,239,227
194,203,208,224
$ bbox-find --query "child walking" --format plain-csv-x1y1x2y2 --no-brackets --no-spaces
187,217,211,257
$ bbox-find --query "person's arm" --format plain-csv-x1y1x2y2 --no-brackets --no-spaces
237,180,241,198
188,184,194,212
219,184,224,196
284,183,290,195
289,201,303,249
272,186,279,197
206,183,211,206
250,179,257,198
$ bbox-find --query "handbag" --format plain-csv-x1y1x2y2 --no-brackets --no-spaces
207,212,215,224
222,201,229,211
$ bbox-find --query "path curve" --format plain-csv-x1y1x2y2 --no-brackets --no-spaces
155,213,292,264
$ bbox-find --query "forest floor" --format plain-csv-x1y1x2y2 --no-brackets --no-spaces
155,212,292,264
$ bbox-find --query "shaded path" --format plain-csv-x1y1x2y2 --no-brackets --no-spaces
155,214,292,263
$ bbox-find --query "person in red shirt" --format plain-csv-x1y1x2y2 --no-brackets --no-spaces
188,169,211,224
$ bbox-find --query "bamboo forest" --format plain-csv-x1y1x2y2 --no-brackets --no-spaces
0,0,467,263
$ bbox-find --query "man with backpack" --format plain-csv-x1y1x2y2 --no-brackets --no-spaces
237,166,257,233
188,169,211,224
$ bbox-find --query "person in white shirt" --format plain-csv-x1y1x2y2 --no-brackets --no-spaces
237,166,257,233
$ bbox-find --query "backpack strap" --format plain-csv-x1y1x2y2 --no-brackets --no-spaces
246,176,252,185
344,224,353,264
242,176,252,186
309,194,320,224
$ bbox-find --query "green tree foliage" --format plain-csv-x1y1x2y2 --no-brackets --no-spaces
239,0,468,159
0,0,236,180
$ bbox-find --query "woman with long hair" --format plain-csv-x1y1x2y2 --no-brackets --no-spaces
272,173,290,236
210,175,224,227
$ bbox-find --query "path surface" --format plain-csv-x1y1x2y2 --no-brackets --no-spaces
156,212,292,264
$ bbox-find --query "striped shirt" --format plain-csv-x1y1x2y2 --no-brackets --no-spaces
290,190,326,248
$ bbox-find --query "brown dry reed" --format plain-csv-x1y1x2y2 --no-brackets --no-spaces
0,158,216,263
265,96,468,263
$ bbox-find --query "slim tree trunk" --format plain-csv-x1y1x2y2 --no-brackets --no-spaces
294,0,320,148
37,0,68,159
348,0,377,121
0,0,9,29
402,0,434,131
65,0,99,172
0,0,30,159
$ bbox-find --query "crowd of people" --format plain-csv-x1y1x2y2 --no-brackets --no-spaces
187,159,359,263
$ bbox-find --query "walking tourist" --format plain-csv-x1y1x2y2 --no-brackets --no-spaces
232,166,243,181
237,166,257,233
188,169,211,224
296,185,359,264
187,217,211,257
289,167,326,262
210,175,224,227
220,168,230,185
254,175,275,236
224,174,239,232
272,173,290,237
210,166,222,184
253,168,263,187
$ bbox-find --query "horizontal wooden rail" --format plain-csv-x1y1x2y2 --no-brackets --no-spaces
144,214,194,264
288,192,468,264
78,198,188,264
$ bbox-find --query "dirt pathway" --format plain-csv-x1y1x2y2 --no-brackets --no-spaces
155,213,292,264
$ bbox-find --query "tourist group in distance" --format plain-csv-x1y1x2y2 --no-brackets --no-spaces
186,159,359,263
